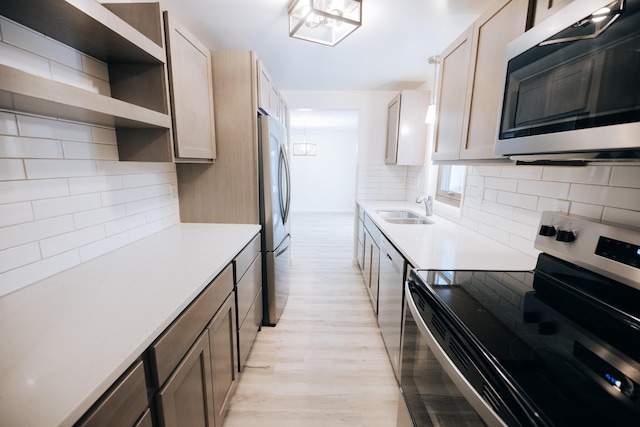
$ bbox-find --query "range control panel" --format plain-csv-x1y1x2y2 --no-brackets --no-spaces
534,212,640,290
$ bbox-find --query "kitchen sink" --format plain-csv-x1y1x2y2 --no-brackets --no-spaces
375,210,433,225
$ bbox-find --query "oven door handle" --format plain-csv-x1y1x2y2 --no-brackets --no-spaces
404,281,508,427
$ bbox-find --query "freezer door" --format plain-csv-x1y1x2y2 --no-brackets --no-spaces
259,115,290,251
263,234,291,326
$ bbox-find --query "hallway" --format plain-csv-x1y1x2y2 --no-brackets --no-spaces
222,212,399,426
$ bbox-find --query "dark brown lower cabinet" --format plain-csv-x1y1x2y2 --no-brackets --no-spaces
208,294,238,425
74,359,149,427
156,332,215,427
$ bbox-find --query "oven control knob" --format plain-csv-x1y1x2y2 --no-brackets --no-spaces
538,321,557,335
539,225,556,237
556,230,576,243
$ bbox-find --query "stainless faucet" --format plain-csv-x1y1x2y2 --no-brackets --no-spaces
416,195,433,216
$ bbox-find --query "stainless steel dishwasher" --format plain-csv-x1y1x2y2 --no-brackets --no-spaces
378,234,407,381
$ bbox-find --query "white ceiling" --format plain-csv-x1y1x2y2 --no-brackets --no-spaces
160,0,496,91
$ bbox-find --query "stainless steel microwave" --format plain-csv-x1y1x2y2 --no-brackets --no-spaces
494,0,640,163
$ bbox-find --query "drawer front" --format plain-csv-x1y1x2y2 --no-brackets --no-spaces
364,214,381,246
150,263,234,387
238,288,262,371
236,254,262,327
235,233,261,284
76,359,148,427
134,409,152,427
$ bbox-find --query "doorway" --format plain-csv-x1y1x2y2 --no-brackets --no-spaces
288,109,358,214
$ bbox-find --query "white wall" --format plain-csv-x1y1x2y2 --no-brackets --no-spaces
289,127,357,213
282,90,414,202
0,17,180,296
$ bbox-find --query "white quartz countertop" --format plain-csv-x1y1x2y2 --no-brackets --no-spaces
0,223,261,427
358,200,537,271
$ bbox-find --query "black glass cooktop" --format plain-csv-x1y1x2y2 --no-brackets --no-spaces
411,255,640,427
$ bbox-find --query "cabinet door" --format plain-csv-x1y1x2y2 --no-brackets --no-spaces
157,332,215,427
75,360,148,427
369,240,380,314
384,93,401,164
164,12,216,161
533,0,573,26
208,294,238,426
461,0,529,160
432,27,473,162
257,60,272,114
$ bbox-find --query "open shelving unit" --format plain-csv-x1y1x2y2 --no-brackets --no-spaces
0,0,175,162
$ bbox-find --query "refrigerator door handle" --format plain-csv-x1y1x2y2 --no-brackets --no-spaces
278,144,291,225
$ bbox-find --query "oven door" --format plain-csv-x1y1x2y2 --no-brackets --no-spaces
398,281,505,427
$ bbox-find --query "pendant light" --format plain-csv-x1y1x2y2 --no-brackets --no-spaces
425,55,441,124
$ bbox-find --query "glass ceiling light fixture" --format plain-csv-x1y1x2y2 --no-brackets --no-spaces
287,0,362,47
425,55,441,124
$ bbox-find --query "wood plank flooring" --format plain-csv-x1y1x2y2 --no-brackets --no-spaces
222,212,400,427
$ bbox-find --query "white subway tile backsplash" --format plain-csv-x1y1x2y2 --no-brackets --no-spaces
0,250,81,297
51,62,111,95
567,202,603,219
62,141,119,160
25,159,97,179
68,175,123,195
0,202,34,227
0,135,63,158
537,197,571,212
1,18,83,70
484,177,518,192
569,184,640,211
73,205,127,229
17,115,94,142
0,178,69,204
105,213,146,236
518,180,570,199
500,166,542,180
144,184,172,199
40,225,105,258
79,232,130,262
81,55,110,81
0,159,25,180
610,166,640,189
483,189,498,202
0,215,75,251
32,193,102,219
480,200,514,219
91,127,118,145
146,203,180,223
97,160,142,176
0,111,19,135
101,187,146,207
470,166,502,177
0,17,181,294
123,173,158,189
496,191,538,210
477,222,510,245
542,166,611,185
0,242,40,272
0,42,51,79
603,207,640,229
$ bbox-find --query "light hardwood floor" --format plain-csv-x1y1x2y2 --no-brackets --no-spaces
222,212,400,427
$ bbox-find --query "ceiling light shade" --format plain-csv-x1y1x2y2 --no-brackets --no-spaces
288,0,362,47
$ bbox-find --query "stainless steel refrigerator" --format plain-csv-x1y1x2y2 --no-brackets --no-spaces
258,114,291,326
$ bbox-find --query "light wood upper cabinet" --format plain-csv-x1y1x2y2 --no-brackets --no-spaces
433,0,529,163
385,90,429,165
0,0,174,162
432,28,473,162
164,12,216,162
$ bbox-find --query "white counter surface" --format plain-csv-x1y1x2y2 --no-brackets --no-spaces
358,200,537,271
0,223,260,427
